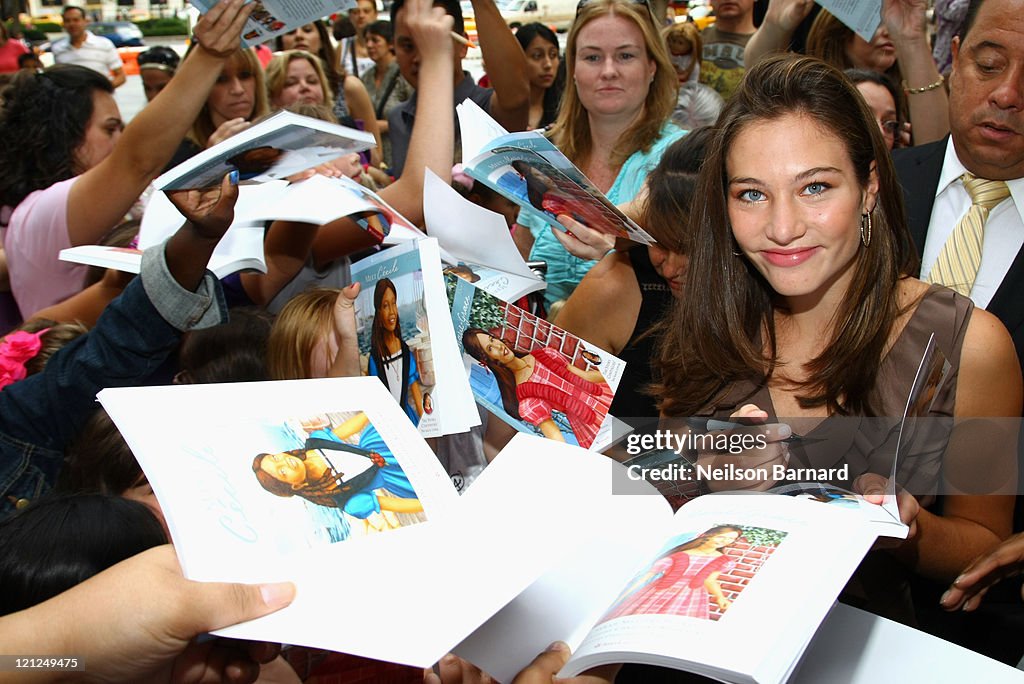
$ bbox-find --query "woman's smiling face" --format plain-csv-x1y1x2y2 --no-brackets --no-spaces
726,112,877,305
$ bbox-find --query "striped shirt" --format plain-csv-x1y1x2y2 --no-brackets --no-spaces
51,31,123,78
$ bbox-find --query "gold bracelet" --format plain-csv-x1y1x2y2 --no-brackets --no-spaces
903,75,944,95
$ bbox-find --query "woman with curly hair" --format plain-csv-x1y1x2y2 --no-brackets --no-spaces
0,0,255,319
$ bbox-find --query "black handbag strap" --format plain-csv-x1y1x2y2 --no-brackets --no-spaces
375,69,401,120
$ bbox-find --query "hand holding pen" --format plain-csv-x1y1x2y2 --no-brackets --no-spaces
695,404,792,492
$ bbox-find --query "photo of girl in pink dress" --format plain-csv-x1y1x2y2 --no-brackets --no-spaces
603,525,744,622
461,327,613,449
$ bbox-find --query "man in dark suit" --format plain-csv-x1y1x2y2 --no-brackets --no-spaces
893,0,1024,661
894,0,1024,370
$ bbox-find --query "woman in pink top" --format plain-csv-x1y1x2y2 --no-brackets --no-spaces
0,24,28,74
0,0,255,319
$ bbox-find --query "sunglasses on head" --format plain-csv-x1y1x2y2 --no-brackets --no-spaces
138,47,180,71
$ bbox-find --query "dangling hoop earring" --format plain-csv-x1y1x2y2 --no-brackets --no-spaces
860,211,873,248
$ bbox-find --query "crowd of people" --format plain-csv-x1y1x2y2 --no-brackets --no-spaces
3,0,1024,680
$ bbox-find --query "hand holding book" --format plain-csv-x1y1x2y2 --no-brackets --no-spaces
329,283,362,379
549,215,615,262
853,473,921,547
164,171,239,292
191,0,255,59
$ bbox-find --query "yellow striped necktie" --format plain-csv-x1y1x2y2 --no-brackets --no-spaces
926,173,1010,296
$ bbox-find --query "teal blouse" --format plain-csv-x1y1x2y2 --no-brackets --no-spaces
523,123,687,308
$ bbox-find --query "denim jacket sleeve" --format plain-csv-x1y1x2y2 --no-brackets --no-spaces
0,241,227,516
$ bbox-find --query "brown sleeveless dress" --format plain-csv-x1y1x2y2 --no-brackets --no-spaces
701,284,973,623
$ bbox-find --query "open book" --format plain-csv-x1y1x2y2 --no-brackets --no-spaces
190,0,356,48
457,100,653,245
349,238,479,437
154,111,375,191
422,169,545,302
98,377,887,682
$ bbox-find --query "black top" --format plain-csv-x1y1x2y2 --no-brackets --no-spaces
608,246,674,421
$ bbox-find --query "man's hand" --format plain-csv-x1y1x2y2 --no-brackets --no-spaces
941,533,1024,612
1,545,295,683
166,171,239,241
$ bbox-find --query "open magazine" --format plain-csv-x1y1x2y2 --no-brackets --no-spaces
154,111,375,191
71,175,401,279
422,169,545,302
447,271,625,451
58,225,267,279
350,238,479,437
457,100,653,245
98,377,885,681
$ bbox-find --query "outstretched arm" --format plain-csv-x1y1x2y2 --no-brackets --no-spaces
67,0,254,247
240,220,320,305
165,172,240,291
743,0,815,67
0,175,238,516
313,0,454,260
27,269,134,326
883,0,949,144
472,0,530,132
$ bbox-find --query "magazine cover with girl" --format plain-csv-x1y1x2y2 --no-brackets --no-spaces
448,273,625,451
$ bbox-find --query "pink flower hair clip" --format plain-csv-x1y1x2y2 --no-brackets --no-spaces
0,328,50,391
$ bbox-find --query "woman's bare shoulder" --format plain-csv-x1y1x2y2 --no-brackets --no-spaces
958,306,1022,417
552,251,641,355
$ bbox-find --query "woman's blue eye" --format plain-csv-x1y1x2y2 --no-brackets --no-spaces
738,189,765,202
804,182,828,195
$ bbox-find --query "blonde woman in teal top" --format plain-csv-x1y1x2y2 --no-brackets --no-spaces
521,0,684,308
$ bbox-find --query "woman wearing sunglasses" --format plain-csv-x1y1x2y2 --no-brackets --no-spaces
520,0,684,309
